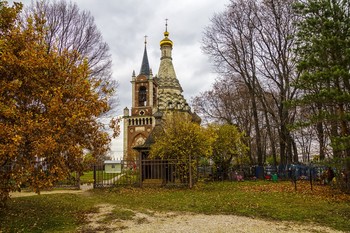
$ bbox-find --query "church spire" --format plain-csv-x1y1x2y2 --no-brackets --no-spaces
139,36,150,76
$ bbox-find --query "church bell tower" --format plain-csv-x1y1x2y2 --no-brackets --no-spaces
123,22,200,160
123,38,158,160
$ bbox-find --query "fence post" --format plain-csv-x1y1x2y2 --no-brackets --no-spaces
309,165,313,191
77,172,81,190
139,159,143,188
93,165,96,189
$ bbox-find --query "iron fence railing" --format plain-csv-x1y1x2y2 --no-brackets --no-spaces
93,159,198,188
140,159,196,187
0,162,79,189
93,160,140,188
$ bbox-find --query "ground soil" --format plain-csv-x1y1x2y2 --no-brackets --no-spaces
11,186,345,233
77,203,344,233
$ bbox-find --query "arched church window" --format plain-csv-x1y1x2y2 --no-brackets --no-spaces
177,102,181,109
138,86,147,106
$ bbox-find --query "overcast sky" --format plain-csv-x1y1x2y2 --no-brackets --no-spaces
11,0,228,158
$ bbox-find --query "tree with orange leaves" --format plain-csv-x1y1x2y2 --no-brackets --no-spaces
0,1,115,206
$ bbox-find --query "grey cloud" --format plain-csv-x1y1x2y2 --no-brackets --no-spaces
10,0,228,157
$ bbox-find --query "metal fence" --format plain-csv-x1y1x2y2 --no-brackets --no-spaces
91,160,349,192
93,160,140,188
206,165,327,181
204,164,348,191
93,159,198,188
54,172,80,189
0,162,80,190
140,159,197,187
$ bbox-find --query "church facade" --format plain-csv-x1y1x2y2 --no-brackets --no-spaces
123,24,199,160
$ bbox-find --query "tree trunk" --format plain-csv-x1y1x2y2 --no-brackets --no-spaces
251,94,263,166
263,104,277,166
330,120,342,158
290,134,298,163
316,121,325,161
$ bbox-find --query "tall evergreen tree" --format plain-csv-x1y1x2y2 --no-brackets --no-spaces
294,0,350,165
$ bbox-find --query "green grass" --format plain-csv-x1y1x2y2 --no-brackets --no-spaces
78,170,94,184
78,170,120,184
1,181,349,232
0,194,97,232
98,209,135,223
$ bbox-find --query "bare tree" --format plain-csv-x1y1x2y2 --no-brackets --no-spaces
25,0,117,113
253,0,300,164
202,0,264,165
192,75,255,163
202,0,300,166
192,75,243,125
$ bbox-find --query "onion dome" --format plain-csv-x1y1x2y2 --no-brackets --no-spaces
160,21,173,47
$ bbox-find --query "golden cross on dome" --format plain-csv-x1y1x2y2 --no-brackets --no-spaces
165,18,168,32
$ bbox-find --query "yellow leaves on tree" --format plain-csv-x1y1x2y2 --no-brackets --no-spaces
210,123,248,162
148,111,216,184
109,117,121,139
209,123,249,178
0,2,114,205
149,111,216,161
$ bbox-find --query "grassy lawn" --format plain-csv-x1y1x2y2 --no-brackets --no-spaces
1,181,349,232
77,170,120,184
78,170,95,184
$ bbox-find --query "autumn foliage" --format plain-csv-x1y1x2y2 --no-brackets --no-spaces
149,112,215,160
149,112,215,184
0,2,114,205
209,124,248,178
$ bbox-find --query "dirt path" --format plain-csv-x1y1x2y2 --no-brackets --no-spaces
11,187,345,233
79,203,344,233
9,184,93,198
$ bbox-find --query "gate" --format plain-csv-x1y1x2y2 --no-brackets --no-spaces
93,159,197,188
93,160,140,188
140,159,194,186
